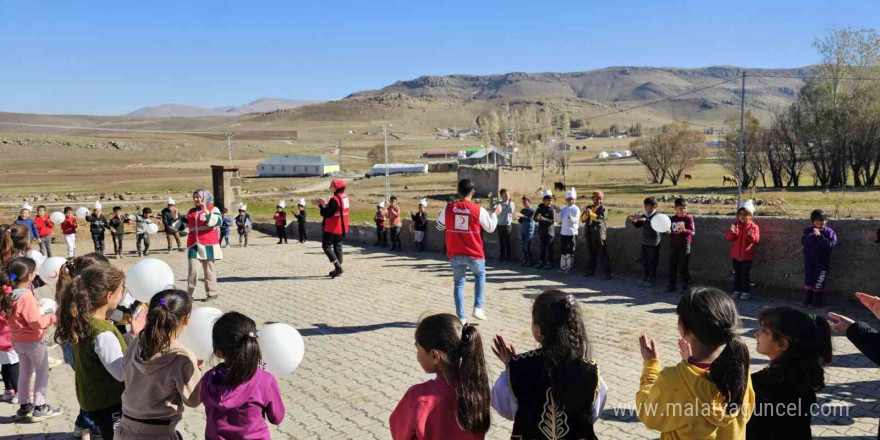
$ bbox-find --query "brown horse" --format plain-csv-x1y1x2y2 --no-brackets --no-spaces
722,175,738,186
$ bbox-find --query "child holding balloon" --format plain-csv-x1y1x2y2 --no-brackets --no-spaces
200,312,285,440
61,207,78,258
135,208,154,257
54,264,145,440
117,289,202,440
630,197,661,287
390,313,491,440
1,257,63,422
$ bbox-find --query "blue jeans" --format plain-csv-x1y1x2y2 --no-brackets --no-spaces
451,256,486,319
520,230,534,256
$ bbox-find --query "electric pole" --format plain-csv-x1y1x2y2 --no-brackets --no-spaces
384,127,390,202
226,133,234,163
737,72,746,206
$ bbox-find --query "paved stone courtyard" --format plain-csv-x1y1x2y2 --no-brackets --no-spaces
3,231,879,439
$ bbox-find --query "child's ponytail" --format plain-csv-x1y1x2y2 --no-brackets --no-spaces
0,225,13,265
55,253,110,303
54,264,125,345
212,312,261,388
0,257,37,314
813,314,833,366
415,314,490,435
678,287,750,414
138,289,192,361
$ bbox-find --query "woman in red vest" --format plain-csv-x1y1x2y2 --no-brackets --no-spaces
314,179,349,278
186,189,223,300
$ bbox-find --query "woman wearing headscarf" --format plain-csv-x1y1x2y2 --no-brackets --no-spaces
186,189,223,300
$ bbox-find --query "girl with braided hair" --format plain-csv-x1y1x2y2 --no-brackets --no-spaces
491,289,606,440
390,313,491,439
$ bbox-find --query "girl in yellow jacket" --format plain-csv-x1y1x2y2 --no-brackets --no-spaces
637,287,755,440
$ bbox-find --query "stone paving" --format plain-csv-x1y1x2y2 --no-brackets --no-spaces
2,232,879,439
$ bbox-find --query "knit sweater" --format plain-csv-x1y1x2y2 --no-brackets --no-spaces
75,318,127,411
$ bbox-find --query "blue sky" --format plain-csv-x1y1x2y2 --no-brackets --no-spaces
1,0,877,115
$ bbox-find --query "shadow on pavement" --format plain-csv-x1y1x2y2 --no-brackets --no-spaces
298,321,417,337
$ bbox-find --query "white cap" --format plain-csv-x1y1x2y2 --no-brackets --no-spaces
238,203,247,211
378,200,386,208
21,202,33,211
738,199,756,215
298,198,306,207
419,198,428,207
167,198,176,205
566,186,577,199
93,200,103,210
542,189,553,198
278,200,286,209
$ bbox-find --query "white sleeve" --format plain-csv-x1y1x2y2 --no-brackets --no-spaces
491,371,518,420
479,207,498,233
571,206,581,222
94,331,125,381
435,206,448,231
591,376,607,423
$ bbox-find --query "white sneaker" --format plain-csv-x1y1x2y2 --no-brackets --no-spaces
472,308,487,321
0,390,14,403
739,292,751,301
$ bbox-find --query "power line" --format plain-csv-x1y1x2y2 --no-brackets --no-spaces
749,74,880,80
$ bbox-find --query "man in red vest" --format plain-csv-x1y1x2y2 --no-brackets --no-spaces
314,179,350,278
436,179,502,323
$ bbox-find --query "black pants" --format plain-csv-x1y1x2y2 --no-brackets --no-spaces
586,232,612,276
390,226,402,250
2,362,19,392
538,231,555,266
86,402,122,440
375,226,387,245
112,234,124,255
276,225,288,243
733,259,752,293
298,224,307,243
136,233,150,254
91,232,105,254
322,232,344,265
641,244,660,282
668,241,691,288
497,224,512,260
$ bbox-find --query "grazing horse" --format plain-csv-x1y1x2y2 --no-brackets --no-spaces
683,174,693,181
722,175,738,186
554,181,566,191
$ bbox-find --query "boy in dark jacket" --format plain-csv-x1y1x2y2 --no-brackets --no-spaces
582,190,611,278
85,201,111,255
410,199,428,252
631,197,661,287
294,199,307,243
801,209,838,307
534,190,557,269
108,206,127,259
666,198,695,293
234,204,252,248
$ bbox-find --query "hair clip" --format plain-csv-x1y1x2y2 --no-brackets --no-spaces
248,331,258,339
158,297,167,307
565,294,575,308
8,274,16,281
2,286,11,294
808,313,817,321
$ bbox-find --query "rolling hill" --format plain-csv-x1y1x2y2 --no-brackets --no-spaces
127,97,324,117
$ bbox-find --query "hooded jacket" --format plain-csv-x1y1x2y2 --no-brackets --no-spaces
637,359,755,440
121,338,202,422
725,220,760,261
199,365,286,440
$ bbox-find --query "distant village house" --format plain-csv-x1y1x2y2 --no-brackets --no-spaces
257,156,340,177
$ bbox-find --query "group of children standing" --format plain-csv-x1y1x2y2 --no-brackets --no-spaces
273,199,306,245
372,196,429,251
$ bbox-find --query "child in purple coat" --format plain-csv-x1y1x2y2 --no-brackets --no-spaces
801,209,838,308
200,312,285,440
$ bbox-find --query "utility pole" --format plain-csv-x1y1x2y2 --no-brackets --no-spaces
737,72,746,206
383,127,390,202
337,138,342,171
227,133,234,163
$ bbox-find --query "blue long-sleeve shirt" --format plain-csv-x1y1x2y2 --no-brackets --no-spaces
801,225,837,266
13,217,39,240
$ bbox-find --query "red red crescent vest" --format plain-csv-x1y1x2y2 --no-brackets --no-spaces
445,200,484,259
323,193,350,235
186,205,220,248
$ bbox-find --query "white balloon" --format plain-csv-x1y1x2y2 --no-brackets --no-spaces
50,212,65,224
127,258,175,303
145,223,159,235
178,307,224,361
651,213,672,233
258,323,305,378
37,257,68,285
76,207,89,219
39,298,57,315
128,214,137,222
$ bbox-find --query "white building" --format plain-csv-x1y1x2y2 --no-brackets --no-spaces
257,156,340,177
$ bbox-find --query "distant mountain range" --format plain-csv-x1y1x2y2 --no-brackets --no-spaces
127,97,324,117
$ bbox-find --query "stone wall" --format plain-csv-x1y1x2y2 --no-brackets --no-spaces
457,166,546,198
257,215,880,298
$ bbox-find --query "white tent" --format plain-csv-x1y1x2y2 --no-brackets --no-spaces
609,152,623,159
369,163,429,175
596,151,610,159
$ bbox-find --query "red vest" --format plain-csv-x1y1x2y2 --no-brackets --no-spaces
445,200,484,260
186,205,220,248
323,193,350,235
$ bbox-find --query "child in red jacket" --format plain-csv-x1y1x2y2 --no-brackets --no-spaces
60,207,78,258
33,206,54,258
725,200,760,300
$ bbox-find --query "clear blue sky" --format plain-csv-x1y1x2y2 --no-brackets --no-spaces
1,0,877,115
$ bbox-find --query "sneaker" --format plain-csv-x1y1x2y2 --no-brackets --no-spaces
167,249,172,254
472,308,488,321
0,390,15,403
30,403,64,422
731,291,741,299
739,292,751,301
178,248,185,252
14,403,33,421
144,251,150,256
137,252,142,257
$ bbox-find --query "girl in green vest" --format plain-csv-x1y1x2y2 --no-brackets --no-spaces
55,264,145,440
